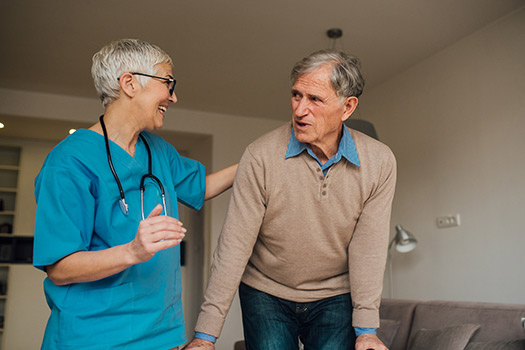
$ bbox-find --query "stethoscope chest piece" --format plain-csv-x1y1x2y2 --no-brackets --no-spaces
119,198,129,216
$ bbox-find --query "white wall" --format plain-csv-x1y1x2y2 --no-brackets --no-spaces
361,8,525,304
3,265,49,350
0,88,284,350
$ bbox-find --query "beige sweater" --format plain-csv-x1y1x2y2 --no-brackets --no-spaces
195,123,397,336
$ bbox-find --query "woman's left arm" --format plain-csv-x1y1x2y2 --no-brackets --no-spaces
204,164,238,200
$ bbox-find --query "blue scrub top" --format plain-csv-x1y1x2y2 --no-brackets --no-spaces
33,129,206,350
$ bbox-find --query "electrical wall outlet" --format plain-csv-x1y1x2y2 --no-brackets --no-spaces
436,214,460,228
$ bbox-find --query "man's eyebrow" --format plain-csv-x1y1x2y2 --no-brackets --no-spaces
307,93,323,100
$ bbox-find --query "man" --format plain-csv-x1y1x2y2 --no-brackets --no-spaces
185,50,396,350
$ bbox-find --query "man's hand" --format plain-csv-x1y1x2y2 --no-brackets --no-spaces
183,338,215,350
355,333,388,350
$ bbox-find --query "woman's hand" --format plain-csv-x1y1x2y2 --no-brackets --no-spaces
128,204,186,263
47,204,186,285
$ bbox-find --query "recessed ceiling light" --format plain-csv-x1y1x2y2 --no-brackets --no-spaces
0,122,4,129
69,129,77,134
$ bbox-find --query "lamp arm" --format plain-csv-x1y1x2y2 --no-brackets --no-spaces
387,237,395,298
388,236,396,252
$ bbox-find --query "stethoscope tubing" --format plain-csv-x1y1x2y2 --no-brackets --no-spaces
99,115,167,217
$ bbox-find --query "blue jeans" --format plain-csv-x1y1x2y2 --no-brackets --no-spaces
239,283,356,350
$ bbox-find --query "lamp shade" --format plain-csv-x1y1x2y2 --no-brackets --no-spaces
392,224,417,253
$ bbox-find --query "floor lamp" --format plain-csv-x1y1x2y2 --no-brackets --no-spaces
388,225,418,298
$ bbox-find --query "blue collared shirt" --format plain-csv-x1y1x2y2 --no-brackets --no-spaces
285,125,360,175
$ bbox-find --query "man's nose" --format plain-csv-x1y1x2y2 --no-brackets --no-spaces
294,98,309,116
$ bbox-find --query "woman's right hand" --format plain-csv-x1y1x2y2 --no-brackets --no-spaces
46,204,186,285
128,204,186,263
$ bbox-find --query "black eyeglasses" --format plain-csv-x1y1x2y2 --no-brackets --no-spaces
119,72,176,96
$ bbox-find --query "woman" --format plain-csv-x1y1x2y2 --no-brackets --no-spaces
33,39,237,350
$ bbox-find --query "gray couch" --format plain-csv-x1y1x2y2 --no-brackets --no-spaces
379,298,525,350
234,299,525,349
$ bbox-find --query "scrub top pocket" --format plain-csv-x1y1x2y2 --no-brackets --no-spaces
58,283,135,348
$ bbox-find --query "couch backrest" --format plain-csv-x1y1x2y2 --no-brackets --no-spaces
408,300,525,346
380,299,419,350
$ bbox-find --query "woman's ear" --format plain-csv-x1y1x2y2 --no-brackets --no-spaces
118,72,136,98
341,96,359,122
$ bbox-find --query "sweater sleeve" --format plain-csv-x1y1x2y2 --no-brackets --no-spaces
348,148,397,328
194,146,267,337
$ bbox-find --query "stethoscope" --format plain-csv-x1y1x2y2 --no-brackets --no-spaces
99,115,167,219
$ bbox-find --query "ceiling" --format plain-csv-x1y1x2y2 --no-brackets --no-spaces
0,114,211,152
0,0,523,123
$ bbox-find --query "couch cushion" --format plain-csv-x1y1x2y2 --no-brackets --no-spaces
465,339,525,350
409,323,480,350
408,300,525,345
380,299,419,350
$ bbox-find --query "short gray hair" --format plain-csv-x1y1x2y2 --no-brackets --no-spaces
91,38,173,107
290,50,365,100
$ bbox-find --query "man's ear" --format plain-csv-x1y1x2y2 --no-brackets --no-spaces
118,72,137,98
341,96,359,122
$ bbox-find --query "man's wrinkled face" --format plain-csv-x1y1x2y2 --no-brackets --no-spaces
291,65,352,152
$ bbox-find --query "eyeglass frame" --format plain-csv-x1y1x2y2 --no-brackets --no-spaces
118,72,176,96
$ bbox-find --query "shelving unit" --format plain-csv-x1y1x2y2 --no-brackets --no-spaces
0,265,8,346
0,140,55,349
0,146,20,237
0,145,25,350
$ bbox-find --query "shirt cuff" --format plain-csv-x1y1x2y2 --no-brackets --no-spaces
354,327,377,337
194,332,217,344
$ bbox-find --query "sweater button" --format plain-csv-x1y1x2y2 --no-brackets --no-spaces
322,191,327,196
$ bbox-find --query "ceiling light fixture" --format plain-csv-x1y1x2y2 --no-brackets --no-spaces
326,28,343,50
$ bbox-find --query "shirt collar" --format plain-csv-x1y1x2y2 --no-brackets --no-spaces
285,125,360,167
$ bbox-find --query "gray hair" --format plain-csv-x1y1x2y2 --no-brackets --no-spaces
91,38,173,107
290,50,365,101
